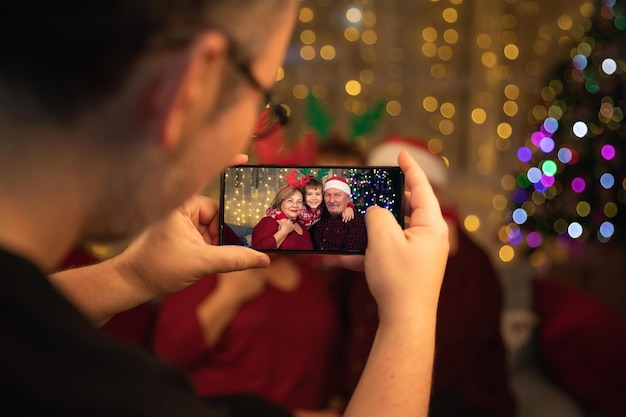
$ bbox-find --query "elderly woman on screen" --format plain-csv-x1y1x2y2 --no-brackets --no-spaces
251,186,314,251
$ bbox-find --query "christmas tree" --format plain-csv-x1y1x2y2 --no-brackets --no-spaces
506,0,626,261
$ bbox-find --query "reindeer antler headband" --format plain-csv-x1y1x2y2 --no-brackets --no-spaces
283,168,310,189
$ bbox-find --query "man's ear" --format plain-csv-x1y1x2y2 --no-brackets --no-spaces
153,32,228,150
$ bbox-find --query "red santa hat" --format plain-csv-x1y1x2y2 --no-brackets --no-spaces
367,135,448,188
324,176,352,197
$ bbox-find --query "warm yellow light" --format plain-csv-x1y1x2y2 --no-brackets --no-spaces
386,100,402,116
442,8,458,23
438,45,453,61
344,27,360,42
492,194,508,211
576,201,592,217
501,174,517,191
443,29,459,44
497,122,513,139
472,108,487,124
320,45,336,60
300,45,316,60
422,27,438,42
503,101,518,117
362,29,378,45
276,67,285,82
481,51,497,68
476,33,492,49
423,96,439,112
346,7,362,23
580,2,595,18
504,84,520,100
429,138,444,154
532,105,548,121
300,29,316,45
497,226,509,243
502,14,517,29
464,215,480,232
440,102,456,118
345,80,362,96
299,7,314,23
439,119,454,135
430,63,446,78
557,14,573,30
499,245,515,263
293,84,309,100
504,44,519,60
422,42,438,58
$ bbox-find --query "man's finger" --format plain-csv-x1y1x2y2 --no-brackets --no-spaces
365,205,404,253
205,245,271,273
229,153,249,167
397,151,443,228
337,255,365,272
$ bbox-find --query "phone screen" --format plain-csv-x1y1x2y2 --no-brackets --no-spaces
219,165,404,254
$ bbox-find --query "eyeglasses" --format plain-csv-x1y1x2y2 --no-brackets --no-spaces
234,61,289,140
283,199,303,206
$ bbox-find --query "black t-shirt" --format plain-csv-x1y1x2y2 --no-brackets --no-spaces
0,248,222,417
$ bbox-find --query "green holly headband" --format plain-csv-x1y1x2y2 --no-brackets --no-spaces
305,95,386,142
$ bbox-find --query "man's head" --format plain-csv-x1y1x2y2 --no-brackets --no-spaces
0,1,298,241
323,177,352,217
316,135,366,166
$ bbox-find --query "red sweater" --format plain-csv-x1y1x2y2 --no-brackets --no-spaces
251,216,314,250
151,264,341,412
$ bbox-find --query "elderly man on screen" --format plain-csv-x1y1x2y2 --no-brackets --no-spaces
310,176,368,252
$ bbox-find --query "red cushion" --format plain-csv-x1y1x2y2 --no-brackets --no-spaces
532,278,626,417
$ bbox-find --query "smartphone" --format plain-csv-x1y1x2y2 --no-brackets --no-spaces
219,165,404,254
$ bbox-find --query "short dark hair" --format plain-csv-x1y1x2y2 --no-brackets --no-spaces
0,1,286,124
303,177,323,190
316,135,367,165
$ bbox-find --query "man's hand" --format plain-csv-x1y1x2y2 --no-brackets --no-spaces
363,151,448,320
343,151,449,417
113,195,270,299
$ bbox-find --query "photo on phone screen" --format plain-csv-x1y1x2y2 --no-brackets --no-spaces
220,165,404,254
